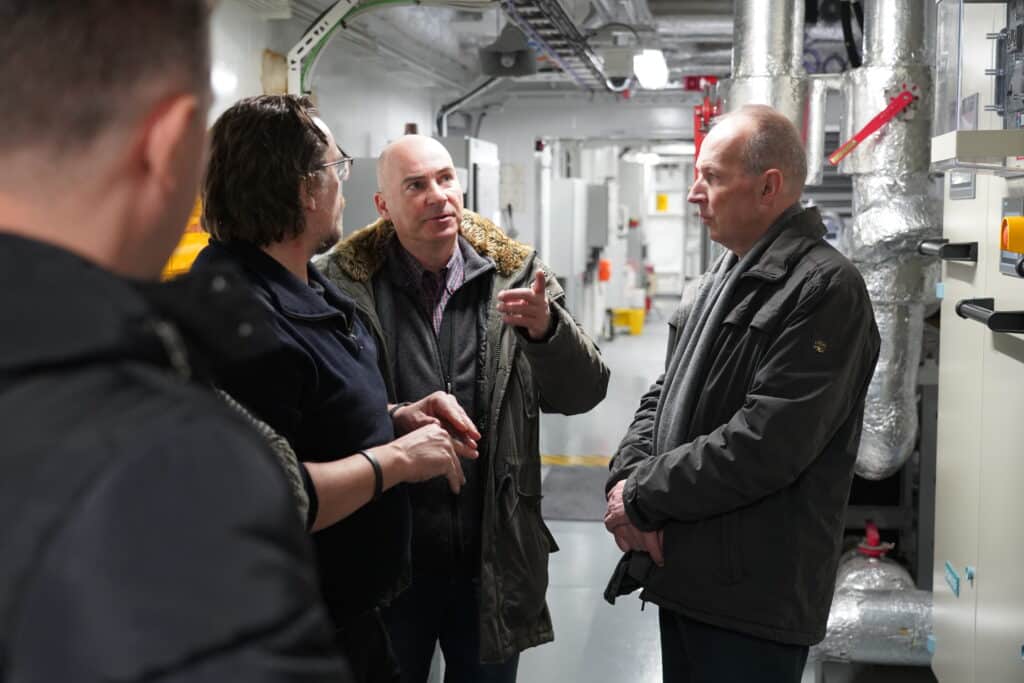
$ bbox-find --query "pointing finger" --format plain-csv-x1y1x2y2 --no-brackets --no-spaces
532,269,546,296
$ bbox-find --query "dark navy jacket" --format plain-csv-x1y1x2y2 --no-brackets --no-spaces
192,240,409,624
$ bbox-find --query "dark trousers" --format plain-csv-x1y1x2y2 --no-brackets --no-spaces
335,608,401,683
382,575,519,683
659,609,809,683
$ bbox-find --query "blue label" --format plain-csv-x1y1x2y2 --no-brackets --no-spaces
945,561,961,598
927,635,937,655
935,282,945,300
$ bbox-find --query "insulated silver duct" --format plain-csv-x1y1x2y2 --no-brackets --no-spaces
838,0,939,479
720,0,808,148
810,551,932,666
731,0,802,78
805,74,844,185
835,550,917,591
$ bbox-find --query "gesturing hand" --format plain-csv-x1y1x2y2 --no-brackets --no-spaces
497,270,553,341
392,391,480,460
393,423,474,494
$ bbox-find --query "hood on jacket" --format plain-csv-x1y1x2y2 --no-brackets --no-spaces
326,210,532,282
0,234,278,380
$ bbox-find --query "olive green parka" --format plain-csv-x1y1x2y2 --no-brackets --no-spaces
319,210,610,662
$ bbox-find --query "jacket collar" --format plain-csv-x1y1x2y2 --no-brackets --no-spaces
384,233,495,293
742,206,826,282
198,239,355,323
324,210,531,283
0,234,279,379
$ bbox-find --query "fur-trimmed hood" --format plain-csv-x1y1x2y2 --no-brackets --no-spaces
325,210,532,282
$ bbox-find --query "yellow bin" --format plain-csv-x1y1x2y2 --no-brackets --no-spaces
612,307,645,336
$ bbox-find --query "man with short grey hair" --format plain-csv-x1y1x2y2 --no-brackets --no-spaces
604,104,880,682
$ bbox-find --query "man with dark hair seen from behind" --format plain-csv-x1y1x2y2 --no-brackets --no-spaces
604,105,881,682
0,2,353,681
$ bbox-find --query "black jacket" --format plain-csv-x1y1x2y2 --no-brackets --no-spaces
606,209,881,646
192,240,409,623
0,235,349,682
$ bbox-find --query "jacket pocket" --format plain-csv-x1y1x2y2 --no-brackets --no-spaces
496,463,553,625
717,303,772,394
514,357,539,419
499,358,539,467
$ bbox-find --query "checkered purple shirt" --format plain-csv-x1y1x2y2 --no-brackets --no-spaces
396,243,465,335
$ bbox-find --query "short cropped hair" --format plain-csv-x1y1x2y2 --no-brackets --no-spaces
0,0,210,155
715,104,808,189
202,95,330,247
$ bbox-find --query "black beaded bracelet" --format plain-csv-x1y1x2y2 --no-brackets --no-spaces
359,449,383,501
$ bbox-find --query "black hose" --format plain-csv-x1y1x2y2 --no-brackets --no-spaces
840,0,862,69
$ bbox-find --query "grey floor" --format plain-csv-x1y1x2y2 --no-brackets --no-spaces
528,305,666,681
432,299,936,682
518,520,663,682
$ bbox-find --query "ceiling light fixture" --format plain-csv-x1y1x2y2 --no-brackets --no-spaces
633,49,669,90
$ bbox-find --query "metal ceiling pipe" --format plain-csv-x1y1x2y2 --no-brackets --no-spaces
838,0,938,479
805,74,844,185
862,0,928,68
436,77,503,137
648,0,734,16
673,66,732,77
654,15,734,37
719,0,807,142
667,47,733,63
732,0,803,78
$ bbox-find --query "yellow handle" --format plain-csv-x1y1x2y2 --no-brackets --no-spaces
1001,215,1024,253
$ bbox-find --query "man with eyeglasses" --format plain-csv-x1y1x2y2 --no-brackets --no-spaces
191,95,480,683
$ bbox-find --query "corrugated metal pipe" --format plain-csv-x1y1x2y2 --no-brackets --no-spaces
810,545,932,666
837,0,940,480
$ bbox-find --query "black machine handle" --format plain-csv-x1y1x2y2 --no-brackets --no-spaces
918,239,978,262
956,298,1024,333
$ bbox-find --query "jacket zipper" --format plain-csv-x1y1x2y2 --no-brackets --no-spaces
422,293,462,569
441,304,463,568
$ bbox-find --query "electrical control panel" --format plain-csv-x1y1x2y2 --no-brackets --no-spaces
1001,0,1024,127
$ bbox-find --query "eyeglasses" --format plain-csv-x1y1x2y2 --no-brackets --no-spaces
319,152,354,182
